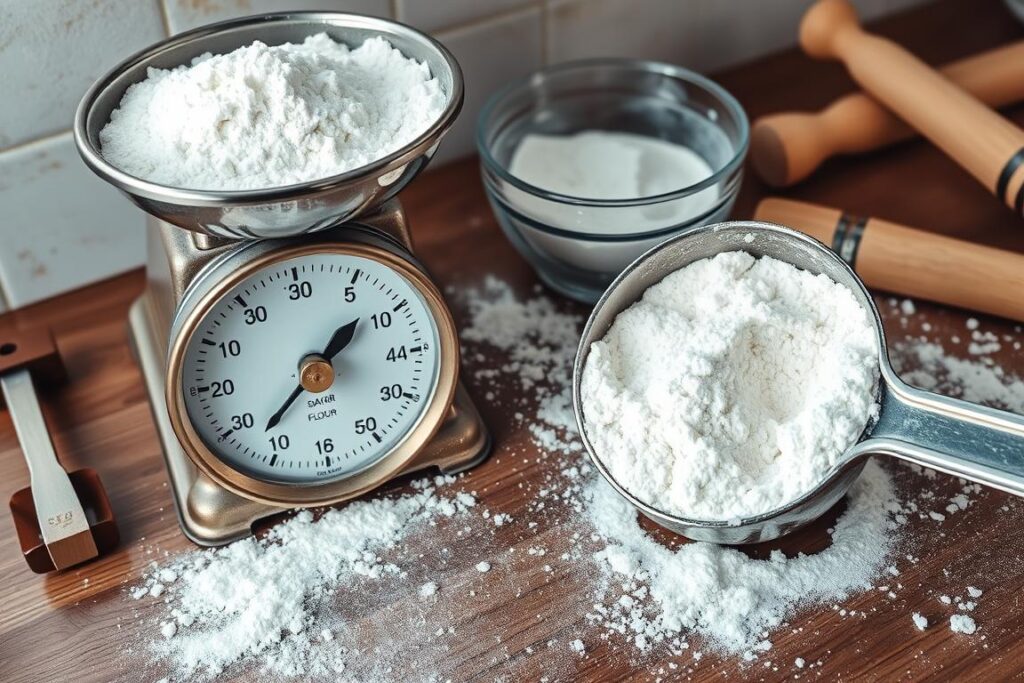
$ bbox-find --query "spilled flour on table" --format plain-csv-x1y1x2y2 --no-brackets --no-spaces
582,459,899,657
457,275,584,453
458,279,903,660
127,285,1019,680
892,341,1024,414
131,476,478,680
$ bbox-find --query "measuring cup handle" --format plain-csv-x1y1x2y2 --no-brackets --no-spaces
856,377,1024,496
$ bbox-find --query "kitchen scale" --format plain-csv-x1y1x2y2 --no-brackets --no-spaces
73,13,490,545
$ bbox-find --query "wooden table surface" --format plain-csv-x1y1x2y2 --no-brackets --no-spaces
3,0,1024,680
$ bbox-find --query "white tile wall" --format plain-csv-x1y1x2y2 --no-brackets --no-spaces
396,0,534,32
432,7,544,165
0,133,144,308
0,0,934,309
163,0,391,34
0,0,165,149
545,0,921,72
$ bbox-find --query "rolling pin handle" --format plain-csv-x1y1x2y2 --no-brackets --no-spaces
754,197,1024,322
799,0,861,59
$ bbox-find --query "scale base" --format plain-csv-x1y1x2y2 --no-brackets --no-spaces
128,235,491,546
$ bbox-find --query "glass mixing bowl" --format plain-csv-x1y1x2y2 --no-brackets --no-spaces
477,59,748,303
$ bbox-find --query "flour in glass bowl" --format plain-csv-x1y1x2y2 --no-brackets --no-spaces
99,34,446,191
507,130,720,233
581,251,880,520
510,131,716,203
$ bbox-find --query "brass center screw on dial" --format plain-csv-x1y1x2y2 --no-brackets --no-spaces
299,354,335,393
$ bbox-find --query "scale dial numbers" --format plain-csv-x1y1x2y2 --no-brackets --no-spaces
178,252,442,485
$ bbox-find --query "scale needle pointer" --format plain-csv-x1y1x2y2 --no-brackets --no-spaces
264,318,359,431
264,386,303,432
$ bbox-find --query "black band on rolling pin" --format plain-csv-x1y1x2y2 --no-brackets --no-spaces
832,213,868,269
831,214,848,253
996,146,1024,205
1015,179,1024,217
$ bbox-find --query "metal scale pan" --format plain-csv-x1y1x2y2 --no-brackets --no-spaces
75,11,464,239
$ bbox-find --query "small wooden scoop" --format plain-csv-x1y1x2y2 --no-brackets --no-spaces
1,326,118,573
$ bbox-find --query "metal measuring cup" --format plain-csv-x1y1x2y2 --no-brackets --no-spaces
572,220,1024,544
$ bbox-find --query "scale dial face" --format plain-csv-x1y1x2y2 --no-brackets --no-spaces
176,250,443,486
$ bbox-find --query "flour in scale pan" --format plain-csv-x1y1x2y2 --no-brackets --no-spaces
100,35,446,190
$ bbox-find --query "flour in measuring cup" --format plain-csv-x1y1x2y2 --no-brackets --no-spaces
580,251,879,520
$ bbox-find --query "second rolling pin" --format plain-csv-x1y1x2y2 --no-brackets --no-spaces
751,40,1024,187
800,0,1024,215
754,197,1024,322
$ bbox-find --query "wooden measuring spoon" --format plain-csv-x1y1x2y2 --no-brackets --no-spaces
754,197,1024,322
751,40,1024,187
1,326,118,573
800,0,1024,214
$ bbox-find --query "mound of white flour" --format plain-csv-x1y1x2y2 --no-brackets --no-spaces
580,251,879,520
100,34,446,190
134,476,477,679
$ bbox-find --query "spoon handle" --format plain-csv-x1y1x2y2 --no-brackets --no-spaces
1,369,96,550
859,377,1024,497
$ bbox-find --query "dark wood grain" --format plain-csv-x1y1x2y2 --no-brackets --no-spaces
2,1,1024,680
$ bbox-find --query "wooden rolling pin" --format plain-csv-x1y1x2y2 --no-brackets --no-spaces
754,197,1024,322
800,0,1024,214
751,40,1024,187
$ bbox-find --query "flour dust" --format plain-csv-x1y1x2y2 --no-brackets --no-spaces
123,281,1020,681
